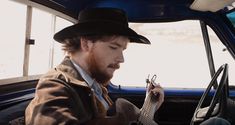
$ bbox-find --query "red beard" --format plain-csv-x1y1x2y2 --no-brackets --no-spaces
87,50,113,85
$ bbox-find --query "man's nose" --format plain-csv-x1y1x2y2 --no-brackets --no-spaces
116,52,124,63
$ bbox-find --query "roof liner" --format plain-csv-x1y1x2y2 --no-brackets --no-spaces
190,0,234,12
30,0,195,22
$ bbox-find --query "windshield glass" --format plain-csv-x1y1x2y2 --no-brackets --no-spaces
111,21,235,88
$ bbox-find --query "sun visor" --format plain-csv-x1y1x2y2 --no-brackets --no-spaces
190,0,234,12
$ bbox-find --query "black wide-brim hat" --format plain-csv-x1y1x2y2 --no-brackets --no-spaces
53,8,150,44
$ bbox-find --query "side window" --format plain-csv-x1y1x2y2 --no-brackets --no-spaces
0,1,73,80
111,20,211,88
0,1,27,79
208,27,235,86
29,8,53,75
53,17,73,67
29,9,73,75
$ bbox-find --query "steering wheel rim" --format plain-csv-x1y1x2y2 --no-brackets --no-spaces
190,64,229,125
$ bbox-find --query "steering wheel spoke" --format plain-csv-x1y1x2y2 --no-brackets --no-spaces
191,64,229,125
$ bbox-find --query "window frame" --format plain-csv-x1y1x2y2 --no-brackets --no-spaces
0,0,75,82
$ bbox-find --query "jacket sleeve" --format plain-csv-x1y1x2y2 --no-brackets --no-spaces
25,78,91,125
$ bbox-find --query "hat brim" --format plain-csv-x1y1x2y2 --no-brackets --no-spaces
53,21,150,44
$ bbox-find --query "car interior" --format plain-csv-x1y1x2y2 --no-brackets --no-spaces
1,0,235,125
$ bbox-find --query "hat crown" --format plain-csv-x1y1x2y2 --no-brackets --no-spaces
78,8,128,27
54,7,150,44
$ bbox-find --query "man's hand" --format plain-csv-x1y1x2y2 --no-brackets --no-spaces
146,84,164,111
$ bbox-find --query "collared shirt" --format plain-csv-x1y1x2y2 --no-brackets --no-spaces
71,60,109,110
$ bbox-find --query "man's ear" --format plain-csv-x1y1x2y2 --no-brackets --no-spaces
80,37,93,52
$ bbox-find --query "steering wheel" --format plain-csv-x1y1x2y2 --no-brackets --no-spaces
190,64,229,125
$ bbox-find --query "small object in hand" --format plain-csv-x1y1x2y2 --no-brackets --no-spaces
146,74,158,88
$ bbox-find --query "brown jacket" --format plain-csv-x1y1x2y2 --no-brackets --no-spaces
25,57,114,125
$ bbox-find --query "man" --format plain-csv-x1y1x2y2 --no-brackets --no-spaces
25,7,164,125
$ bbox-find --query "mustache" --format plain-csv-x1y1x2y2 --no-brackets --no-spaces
108,63,120,69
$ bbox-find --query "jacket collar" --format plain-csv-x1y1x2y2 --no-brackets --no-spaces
55,56,89,88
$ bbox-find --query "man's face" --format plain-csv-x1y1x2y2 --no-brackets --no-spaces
87,36,129,84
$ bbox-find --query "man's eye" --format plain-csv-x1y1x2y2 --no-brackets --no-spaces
110,46,118,50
